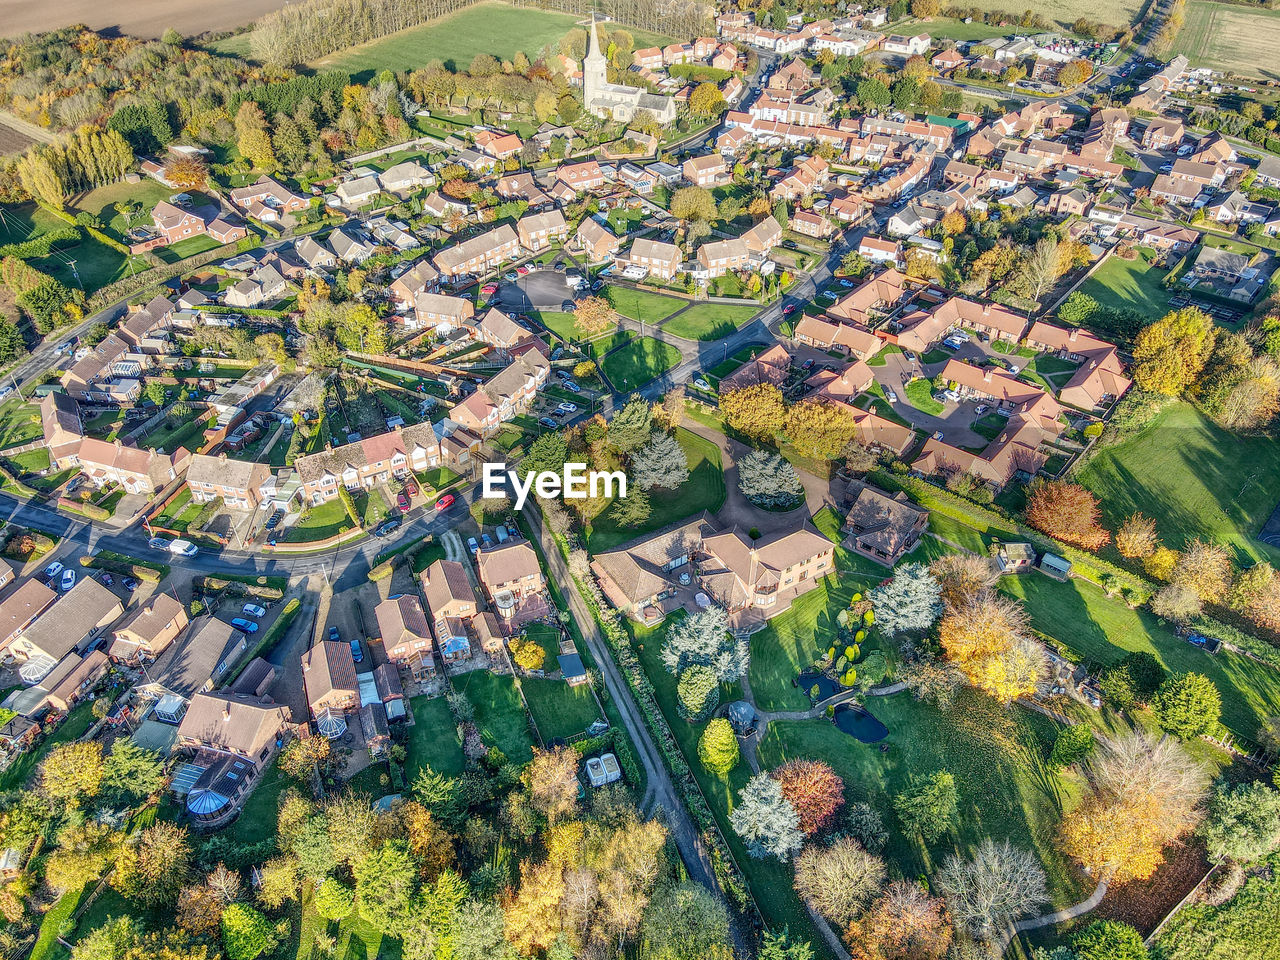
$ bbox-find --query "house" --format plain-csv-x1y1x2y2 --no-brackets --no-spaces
109,592,189,664
151,201,214,245
284,236,339,274
574,218,621,262
185,453,270,510
139,617,248,705
1185,246,1270,302
683,154,730,187
328,226,377,264
793,315,883,362
468,307,528,353
476,539,543,601
1024,321,1131,409
177,691,291,820
932,48,964,71
893,296,1028,353
411,292,475,332
224,264,289,309
0,559,14,594
1045,188,1090,218
840,481,929,566
0,579,57,653
517,209,568,252
9,579,123,682
618,162,660,194
859,235,899,264
376,594,436,679
229,176,308,219
41,391,84,465
450,348,549,439
380,160,434,193
556,160,607,193
805,361,875,403
719,344,791,392
1206,191,1274,226
294,422,456,506
790,210,833,239
697,237,751,277
1150,174,1201,205
39,650,110,714
433,224,521,278
301,640,359,718
1143,117,1184,150
590,516,718,624
421,558,478,652
335,176,382,207
474,129,524,159
389,259,441,310
621,237,681,279
881,33,930,55
422,191,471,221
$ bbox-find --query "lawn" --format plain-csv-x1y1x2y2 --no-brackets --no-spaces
904,378,944,416
0,701,95,792
603,285,684,324
285,497,356,542
531,310,581,342
404,695,465,778
1078,402,1280,565
1171,0,1280,76
312,1,670,76
453,669,535,763
225,757,291,845
0,398,42,447
600,336,682,391
1000,571,1280,739
155,234,222,263
1076,248,1176,320
662,302,760,341
522,677,602,742
587,427,725,552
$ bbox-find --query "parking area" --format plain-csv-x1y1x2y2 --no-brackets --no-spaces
496,266,584,313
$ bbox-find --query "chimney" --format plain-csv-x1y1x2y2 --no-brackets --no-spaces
1068,328,1079,342
223,703,232,721
983,369,993,383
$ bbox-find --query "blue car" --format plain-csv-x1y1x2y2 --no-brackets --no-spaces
350,638,364,663
230,618,260,634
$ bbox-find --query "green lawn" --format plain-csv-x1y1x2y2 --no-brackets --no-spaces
587,427,725,551
1077,402,1280,565
285,497,356,542
603,285,684,324
531,310,581,342
311,1,670,76
1076,247,1176,320
0,398,42,447
1001,572,1280,739
404,695,465,778
904,378,945,416
155,234,222,263
522,677,602,742
601,336,682,391
226,757,291,845
453,669,535,763
662,302,760,341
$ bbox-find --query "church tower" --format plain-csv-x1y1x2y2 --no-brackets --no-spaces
583,12,608,112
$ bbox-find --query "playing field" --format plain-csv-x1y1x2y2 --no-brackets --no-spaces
313,2,670,75
1171,1,1280,79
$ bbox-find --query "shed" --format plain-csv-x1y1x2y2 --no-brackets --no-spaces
727,700,756,735
557,652,587,686
1039,553,1072,580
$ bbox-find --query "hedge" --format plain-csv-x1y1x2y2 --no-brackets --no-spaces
0,226,81,260
80,553,164,582
58,497,110,520
86,240,241,314
85,225,131,256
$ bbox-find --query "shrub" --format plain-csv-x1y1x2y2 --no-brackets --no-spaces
677,665,720,721
1049,725,1095,769
698,718,739,778
1151,672,1222,740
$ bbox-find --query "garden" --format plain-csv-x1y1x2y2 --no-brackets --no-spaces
1076,247,1178,320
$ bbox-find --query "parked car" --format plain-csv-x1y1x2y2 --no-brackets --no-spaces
44,561,63,580
230,618,260,634
1007,364,1021,374
481,534,493,549
122,577,139,592
693,377,711,391
350,638,364,663
328,626,341,643
556,402,578,414
148,537,170,551
168,539,198,557
403,479,418,496
782,303,796,315
516,265,530,276
562,380,581,393
885,388,898,403
974,404,989,415
100,573,113,586
932,431,945,441
375,518,402,537
480,282,499,295
838,279,854,287
397,491,411,511
503,271,518,281
242,603,267,618
467,536,479,553
539,416,558,428
60,569,76,591
1159,162,1173,172
436,493,455,512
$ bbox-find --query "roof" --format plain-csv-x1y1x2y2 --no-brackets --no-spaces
472,307,526,345
591,515,715,607
293,423,441,487
21,578,122,660
186,453,267,492
149,617,247,699
843,482,928,555
475,540,542,590
628,237,681,263
375,594,431,649
0,579,56,642
301,640,359,709
113,592,186,646
433,225,519,273
421,559,473,617
177,691,290,756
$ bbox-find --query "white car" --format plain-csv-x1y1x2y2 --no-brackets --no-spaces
974,404,989,415
44,561,64,579
556,402,578,414
60,569,76,591
693,378,712,391
168,539,198,558
242,603,267,619
1008,364,1021,374
885,389,898,403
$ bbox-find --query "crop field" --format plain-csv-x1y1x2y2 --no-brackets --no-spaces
1171,1,1280,79
313,2,671,76
0,0,290,40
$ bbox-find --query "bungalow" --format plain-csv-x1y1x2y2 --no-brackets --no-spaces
334,176,382,207
719,344,791,393
109,592,189,665
474,129,523,159
328,226,377,263
229,176,308,219
1024,321,1131,409
841,480,928,566
380,160,434,193
138,617,249,707
10,579,123,682
422,192,471,221
177,691,291,823
0,579,57,654
793,314,884,362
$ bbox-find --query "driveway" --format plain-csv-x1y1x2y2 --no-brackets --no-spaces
871,350,989,450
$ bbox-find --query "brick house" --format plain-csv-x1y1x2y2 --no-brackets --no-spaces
376,594,437,678
109,592,189,664
683,154,730,187
517,209,569,251
621,237,681,279
186,453,270,510
433,225,520,278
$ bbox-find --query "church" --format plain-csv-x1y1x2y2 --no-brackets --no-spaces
582,14,678,125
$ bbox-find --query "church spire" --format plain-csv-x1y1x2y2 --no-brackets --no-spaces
585,11,606,67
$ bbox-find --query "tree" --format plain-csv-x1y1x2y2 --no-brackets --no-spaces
689,82,726,118
279,735,332,781
935,839,1048,941
786,399,859,460
846,882,952,960
677,664,720,721
633,432,689,490
720,383,787,440
508,633,546,671
773,759,845,835
730,773,804,861
607,396,653,453
354,841,418,935
1132,307,1216,396
893,771,957,842
869,563,942,635
641,882,731,960
931,554,999,608
1058,731,1208,883
574,295,617,338
1151,672,1222,740
737,449,804,508
1200,780,1280,864
1020,235,1064,304
1071,921,1148,960
101,739,165,803
1116,513,1160,559
40,740,104,804
522,746,580,824
698,718,740,777
166,156,207,190
112,821,191,906
1049,725,1095,769
45,821,121,893
1228,562,1280,632
1025,481,1110,550
793,837,886,925
1151,582,1203,622
503,860,564,954
235,101,276,170
221,904,273,960
611,485,651,528
660,605,744,683
938,592,1045,703
1096,653,1162,713
670,186,716,222
759,929,815,960
1172,539,1232,603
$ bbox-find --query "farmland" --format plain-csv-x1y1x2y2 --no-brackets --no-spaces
1171,1,1280,79
0,0,290,40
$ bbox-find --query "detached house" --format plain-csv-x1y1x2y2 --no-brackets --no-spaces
229,176,308,220
301,640,359,719
683,154,730,187
376,594,436,679
475,539,547,629
109,592,189,664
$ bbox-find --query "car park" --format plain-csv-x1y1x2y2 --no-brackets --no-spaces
242,603,267,618
60,569,76,591
230,618,259,634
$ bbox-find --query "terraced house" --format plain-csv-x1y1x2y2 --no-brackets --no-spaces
433,224,520,278
293,422,452,506
186,453,271,510
451,345,550,439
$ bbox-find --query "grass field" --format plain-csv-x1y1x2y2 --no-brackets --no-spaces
405,695,465,778
1171,1,1280,79
453,669,535,763
587,426,725,551
601,335,682,391
904,378,945,415
1077,402,1280,565
662,302,760,341
312,2,671,76
603,285,684,324
1076,248,1176,320
522,677,602,741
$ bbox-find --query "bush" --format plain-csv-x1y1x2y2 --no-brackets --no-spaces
1152,672,1222,740
509,634,546,672
677,665,720,721
1071,920,1148,960
1049,725,1095,769
221,904,273,960
1098,652,1165,710
698,718,739,778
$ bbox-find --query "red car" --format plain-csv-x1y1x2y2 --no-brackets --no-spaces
436,493,455,512
403,479,418,496
480,282,498,296
516,265,530,276
782,303,796,315
397,491,411,512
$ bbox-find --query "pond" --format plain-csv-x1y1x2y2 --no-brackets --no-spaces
832,703,889,744
797,670,842,703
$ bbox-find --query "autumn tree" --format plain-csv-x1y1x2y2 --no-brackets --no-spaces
1024,480,1110,550
793,837,886,925
935,839,1047,941
938,593,1045,703
166,155,208,190
846,882,953,960
523,746,581,825
670,185,717,222
1058,731,1208,883
504,859,565,955
698,718,740,778
313,877,355,921
720,382,788,440
1116,513,1159,559
1172,538,1232,603
786,399,859,460
642,882,732,960
1228,562,1280,631
112,821,192,906
1132,306,1216,396
930,554,999,608
574,295,618,339
40,740,104,805
689,82,726,118
772,759,845,835
235,101,276,170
